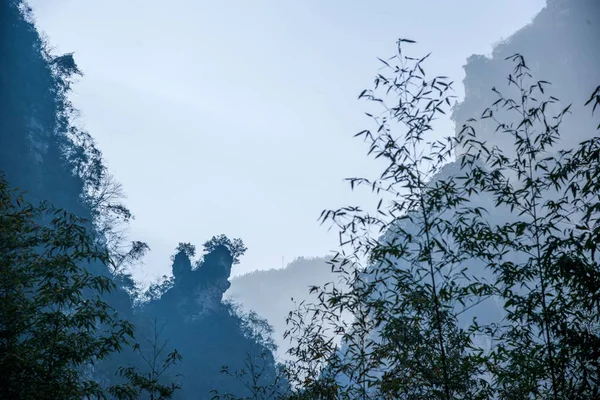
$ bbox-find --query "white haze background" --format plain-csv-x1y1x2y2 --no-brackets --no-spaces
28,0,545,284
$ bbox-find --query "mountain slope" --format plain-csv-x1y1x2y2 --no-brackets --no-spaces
228,256,339,358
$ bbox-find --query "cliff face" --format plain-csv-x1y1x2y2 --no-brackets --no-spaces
142,246,282,398
0,1,84,212
2,4,280,396
1,0,143,318
452,0,600,157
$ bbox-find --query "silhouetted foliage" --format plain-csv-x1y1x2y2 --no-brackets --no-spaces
140,241,284,398
1,2,282,398
204,234,247,265
0,174,137,399
108,319,182,400
227,4,600,395
7,0,599,399
171,244,194,281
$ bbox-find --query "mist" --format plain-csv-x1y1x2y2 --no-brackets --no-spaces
2,0,599,398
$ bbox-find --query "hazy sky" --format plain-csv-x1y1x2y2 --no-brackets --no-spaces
28,0,545,284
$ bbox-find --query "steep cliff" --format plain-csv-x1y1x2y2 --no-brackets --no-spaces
141,244,284,398
0,0,87,214
328,1,600,395
452,0,600,157
147,245,233,321
1,3,283,397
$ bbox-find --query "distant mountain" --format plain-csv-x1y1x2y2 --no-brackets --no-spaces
452,0,600,157
227,256,341,358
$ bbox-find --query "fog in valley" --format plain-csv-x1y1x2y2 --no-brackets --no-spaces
2,1,599,398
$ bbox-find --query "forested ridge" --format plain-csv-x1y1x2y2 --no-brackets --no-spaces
1,1,283,398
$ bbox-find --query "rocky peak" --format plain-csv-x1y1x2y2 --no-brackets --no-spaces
158,245,235,321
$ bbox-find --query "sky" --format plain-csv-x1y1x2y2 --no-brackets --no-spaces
28,0,545,284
